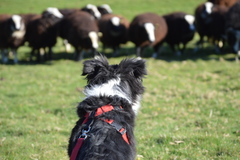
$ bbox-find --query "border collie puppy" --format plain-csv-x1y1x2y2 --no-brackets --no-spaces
68,55,147,160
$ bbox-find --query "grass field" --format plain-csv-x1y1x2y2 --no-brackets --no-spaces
1,0,240,160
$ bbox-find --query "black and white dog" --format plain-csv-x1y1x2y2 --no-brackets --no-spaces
68,55,147,160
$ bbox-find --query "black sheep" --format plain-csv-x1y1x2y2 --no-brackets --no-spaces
25,7,63,62
0,14,25,64
58,4,100,53
129,12,168,57
98,14,129,56
225,1,240,61
194,2,228,53
60,11,99,61
163,12,195,56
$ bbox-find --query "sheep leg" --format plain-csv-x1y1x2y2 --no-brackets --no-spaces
214,44,221,54
42,48,48,61
48,47,53,61
194,36,204,52
169,44,175,52
78,50,85,61
75,48,84,61
236,51,240,62
153,42,164,58
63,39,71,53
12,49,18,64
30,48,37,62
1,49,9,64
136,47,141,57
112,46,119,57
176,44,186,56
37,49,42,62
233,39,240,62
153,46,165,58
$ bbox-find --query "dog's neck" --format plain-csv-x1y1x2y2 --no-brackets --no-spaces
84,78,132,103
83,78,141,115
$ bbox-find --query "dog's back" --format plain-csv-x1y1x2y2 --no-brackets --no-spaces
68,55,147,160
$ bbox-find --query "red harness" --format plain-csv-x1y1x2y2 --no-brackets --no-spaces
70,105,130,160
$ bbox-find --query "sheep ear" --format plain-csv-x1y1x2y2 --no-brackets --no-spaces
118,58,147,79
82,55,109,76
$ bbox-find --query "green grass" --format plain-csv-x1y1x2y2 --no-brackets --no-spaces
1,0,240,159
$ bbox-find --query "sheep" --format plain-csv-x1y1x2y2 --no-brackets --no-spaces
98,14,129,56
163,12,195,56
58,4,100,53
24,7,63,62
97,4,113,15
208,0,239,7
129,12,168,57
0,14,26,64
59,10,99,61
225,1,240,61
194,2,228,53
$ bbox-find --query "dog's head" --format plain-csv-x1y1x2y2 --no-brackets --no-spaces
82,55,147,114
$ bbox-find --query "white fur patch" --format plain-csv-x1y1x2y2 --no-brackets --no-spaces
185,15,195,30
100,4,112,13
12,15,22,30
144,23,155,42
111,17,120,26
132,95,142,115
46,7,63,18
185,15,195,25
86,4,101,19
88,31,99,49
205,2,213,14
84,77,132,103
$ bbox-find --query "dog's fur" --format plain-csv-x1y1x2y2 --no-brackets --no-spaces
68,55,146,160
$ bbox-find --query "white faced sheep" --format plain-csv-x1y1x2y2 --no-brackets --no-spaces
0,14,25,64
194,2,228,53
60,11,99,61
162,12,195,56
208,0,239,7
225,1,240,61
98,14,129,56
25,7,63,62
129,12,168,58
58,4,101,53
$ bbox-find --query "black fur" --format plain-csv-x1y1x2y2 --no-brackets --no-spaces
68,55,147,160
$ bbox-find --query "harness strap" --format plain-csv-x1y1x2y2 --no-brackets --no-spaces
96,105,130,144
95,104,116,116
70,113,90,160
70,105,130,160
70,138,84,160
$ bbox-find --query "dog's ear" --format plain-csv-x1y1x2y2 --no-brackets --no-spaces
82,55,109,77
118,58,147,79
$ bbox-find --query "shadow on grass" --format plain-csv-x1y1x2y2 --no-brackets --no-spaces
1,45,237,65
